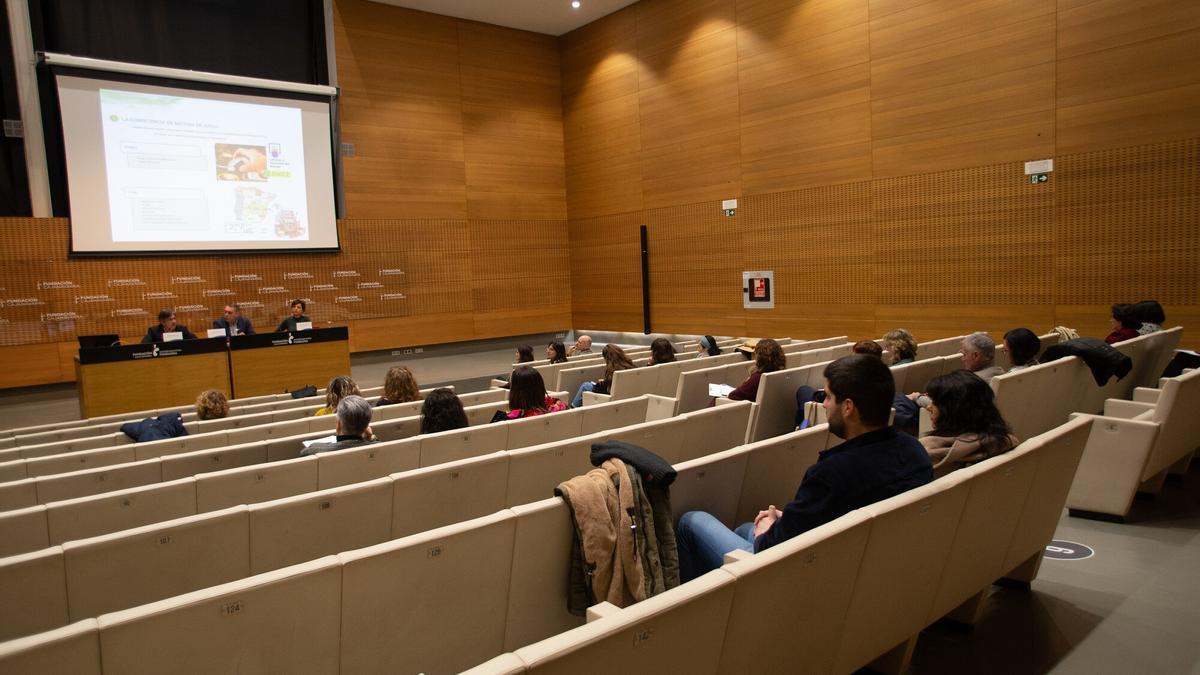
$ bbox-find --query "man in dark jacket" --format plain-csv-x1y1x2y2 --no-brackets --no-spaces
212,303,256,336
141,309,198,343
677,355,934,581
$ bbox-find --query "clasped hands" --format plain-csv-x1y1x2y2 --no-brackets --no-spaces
753,504,783,537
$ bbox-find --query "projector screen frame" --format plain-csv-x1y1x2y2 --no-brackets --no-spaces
37,54,344,258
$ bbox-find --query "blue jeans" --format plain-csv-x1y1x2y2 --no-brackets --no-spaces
676,511,755,582
571,381,595,408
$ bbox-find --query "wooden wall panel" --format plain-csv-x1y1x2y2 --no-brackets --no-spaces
563,0,1198,348
561,8,644,219
636,0,741,209
459,22,567,221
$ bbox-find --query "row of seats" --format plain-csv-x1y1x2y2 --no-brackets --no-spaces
2,381,399,451
1067,367,1199,519
585,338,852,412
0,384,452,463
0,392,663,555
467,415,1095,674
0,400,752,644
0,411,1092,674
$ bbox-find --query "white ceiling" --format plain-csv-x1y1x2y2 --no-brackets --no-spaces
368,0,639,36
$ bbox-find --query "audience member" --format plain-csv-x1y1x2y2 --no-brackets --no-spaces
1003,328,1041,372
697,335,722,357
276,299,311,332
571,344,635,407
212,303,255,336
141,309,197,343
1135,300,1165,335
920,370,1016,478
301,395,376,455
376,366,419,407
547,341,568,364
881,329,918,365
194,389,229,420
959,332,1004,381
728,338,786,402
419,388,469,434
648,337,676,365
852,340,884,358
314,375,360,416
566,335,593,356
1105,303,1142,344
506,366,568,419
677,355,933,581
516,345,535,363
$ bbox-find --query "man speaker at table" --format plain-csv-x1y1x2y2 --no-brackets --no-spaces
213,303,256,337
141,309,198,343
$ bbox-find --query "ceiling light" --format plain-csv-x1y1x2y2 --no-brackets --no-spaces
571,1,581,8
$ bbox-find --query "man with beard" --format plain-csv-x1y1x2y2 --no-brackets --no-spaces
676,354,933,581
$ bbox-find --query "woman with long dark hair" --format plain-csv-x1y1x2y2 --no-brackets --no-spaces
546,341,568,364
1105,303,1142,344
648,337,676,365
506,366,567,419
419,388,469,434
920,369,1016,477
570,343,636,407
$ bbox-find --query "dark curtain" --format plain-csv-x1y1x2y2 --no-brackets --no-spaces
0,7,32,215
29,0,328,85
27,0,330,216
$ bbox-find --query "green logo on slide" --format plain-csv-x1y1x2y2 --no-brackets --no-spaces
109,115,119,122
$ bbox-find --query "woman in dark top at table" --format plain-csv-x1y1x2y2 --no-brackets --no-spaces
277,299,312,332
729,338,786,402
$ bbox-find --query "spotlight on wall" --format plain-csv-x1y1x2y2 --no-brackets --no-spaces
571,0,581,8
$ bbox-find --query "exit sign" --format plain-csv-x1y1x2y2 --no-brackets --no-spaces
1030,174,1048,184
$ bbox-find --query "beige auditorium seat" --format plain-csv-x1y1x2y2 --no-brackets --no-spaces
1067,369,1200,519
46,477,197,545
927,446,1039,625
719,510,873,674
0,504,49,557
338,511,517,674
97,556,342,674
670,447,752,526
33,458,162,505
832,477,971,675
419,422,508,467
0,547,68,642
195,455,319,512
1000,417,1092,584
503,498,584,651
0,478,37,511
313,436,420,489
62,506,250,621
247,476,393,574
390,451,510,538
510,569,736,675
733,425,829,524
0,619,101,675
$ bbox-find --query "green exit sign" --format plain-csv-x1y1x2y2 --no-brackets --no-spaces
1030,173,1048,184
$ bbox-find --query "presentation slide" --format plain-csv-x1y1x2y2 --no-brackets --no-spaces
56,75,338,254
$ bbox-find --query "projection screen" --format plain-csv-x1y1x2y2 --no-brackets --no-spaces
50,59,339,255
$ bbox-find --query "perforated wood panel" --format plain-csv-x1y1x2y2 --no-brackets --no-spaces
1055,138,1199,305
0,217,569,352
873,163,1056,306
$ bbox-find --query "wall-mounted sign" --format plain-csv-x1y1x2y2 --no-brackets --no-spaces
742,270,774,310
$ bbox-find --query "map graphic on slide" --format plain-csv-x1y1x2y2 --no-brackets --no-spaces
99,89,309,242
